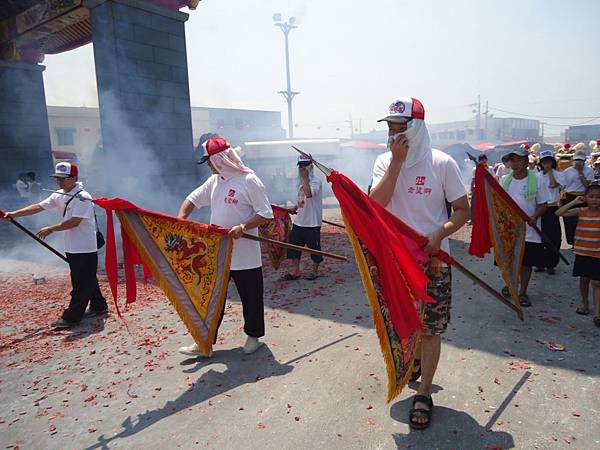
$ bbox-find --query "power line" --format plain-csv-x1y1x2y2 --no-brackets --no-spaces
542,116,600,128
487,105,599,120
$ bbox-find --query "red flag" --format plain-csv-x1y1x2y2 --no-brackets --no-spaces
326,170,456,400
468,164,527,315
93,197,233,356
258,204,293,269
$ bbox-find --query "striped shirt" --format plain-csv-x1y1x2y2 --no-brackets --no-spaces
574,208,600,259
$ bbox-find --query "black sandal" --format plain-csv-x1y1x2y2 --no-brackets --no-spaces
409,394,433,430
281,273,300,281
519,294,531,307
410,359,421,382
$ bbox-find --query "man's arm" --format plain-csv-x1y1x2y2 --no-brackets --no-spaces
178,199,195,219
37,217,83,239
3,204,44,219
369,135,409,207
529,203,547,227
547,170,559,188
300,168,312,198
423,195,470,254
228,214,270,239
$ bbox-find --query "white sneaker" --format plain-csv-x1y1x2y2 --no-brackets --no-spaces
178,342,208,357
243,336,264,355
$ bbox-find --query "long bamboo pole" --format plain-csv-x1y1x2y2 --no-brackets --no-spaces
241,232,347,261
293,146,521,318
1,210,68,263
450,258,523,320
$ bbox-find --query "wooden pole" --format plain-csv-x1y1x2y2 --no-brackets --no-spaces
323,219,345,229
241,233,347,261
450,258,523,321
1,211,68,263
532,224,569,266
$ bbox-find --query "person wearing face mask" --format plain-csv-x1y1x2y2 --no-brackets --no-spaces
370,97,469,430
282,155,324,280
177,135,274,357
561,150,595,247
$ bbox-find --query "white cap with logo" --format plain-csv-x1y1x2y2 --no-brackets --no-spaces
377,97,425,123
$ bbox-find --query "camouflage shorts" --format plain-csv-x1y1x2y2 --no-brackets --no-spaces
420,264,452,336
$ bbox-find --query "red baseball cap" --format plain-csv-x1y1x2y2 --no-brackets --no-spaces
51,162,78,178
198,137,230,164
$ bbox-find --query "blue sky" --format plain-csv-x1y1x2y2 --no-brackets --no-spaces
43,0,600,138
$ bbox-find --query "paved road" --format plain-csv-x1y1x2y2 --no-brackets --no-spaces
1,216,598,449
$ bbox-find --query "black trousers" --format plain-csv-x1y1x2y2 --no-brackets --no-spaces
214,267,265,340
62,252,107,323
540,205,562,268
287,224,323,263
562,193,586,245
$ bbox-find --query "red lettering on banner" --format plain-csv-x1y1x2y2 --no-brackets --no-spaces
415,176,426,186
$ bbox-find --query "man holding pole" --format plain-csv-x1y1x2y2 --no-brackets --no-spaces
2,162,107,329
177,136,273,356
283,154,324,280
499,147,550,306
369,97,469,430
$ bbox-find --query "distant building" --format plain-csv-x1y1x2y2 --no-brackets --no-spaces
47,105,285,156
565,124,600,143
191,107,285,146
428,117,540,147
48,106,102,157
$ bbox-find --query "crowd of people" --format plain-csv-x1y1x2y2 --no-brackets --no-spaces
471,140,600,320
1,97,599,433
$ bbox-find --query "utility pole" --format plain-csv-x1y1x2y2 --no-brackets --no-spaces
273,14,300,139
540,122,545,141
345,118,354,139
484,100,489,141
469,95,482,142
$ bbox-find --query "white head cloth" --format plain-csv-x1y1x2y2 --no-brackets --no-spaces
209,147,254,181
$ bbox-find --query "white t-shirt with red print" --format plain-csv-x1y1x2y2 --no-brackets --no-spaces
371,149,467,254
38,186,97,254
186,172,273,270
294,177,323,228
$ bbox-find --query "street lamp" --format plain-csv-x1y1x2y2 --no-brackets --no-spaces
273,13,300,139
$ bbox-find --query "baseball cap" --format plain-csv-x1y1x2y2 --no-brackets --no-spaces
198,132,219,147
572,152,586,161
197,137,230,164
297,155,312,166
506,147,529,158
538,149,554,160
51,162,78,178
377,97,425,123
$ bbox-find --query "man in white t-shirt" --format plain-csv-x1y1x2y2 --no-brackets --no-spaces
561,151,595,246
370,97,469,430
500,147,550,306
177,136,274,357
283,155,324,280
3,162,107,329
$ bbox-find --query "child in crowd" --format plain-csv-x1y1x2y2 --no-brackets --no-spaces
556,181,600,326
